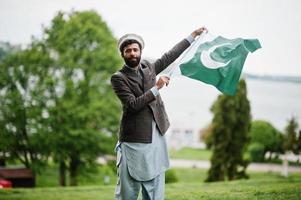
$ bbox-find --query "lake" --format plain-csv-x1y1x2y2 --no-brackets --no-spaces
160,77,301,134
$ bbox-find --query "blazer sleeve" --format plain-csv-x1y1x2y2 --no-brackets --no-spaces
111,73,156,114
154,39,191,75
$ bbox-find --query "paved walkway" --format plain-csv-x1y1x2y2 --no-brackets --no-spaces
98,156,301,173
170,159,301,173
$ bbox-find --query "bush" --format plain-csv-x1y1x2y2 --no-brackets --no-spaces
165,169,178,184
248,120,283,162
248,142,265,162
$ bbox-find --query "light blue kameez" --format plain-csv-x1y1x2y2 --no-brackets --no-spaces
114,119,169,199
118,119,169,180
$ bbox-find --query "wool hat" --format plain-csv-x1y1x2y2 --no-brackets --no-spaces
118,33,145,51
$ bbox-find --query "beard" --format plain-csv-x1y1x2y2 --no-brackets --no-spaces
123,55,141,68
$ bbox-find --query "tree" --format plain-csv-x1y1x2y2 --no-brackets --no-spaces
284,117,300,155
0,41,21,62
297,130,301,163
206,79,251,182
200,123,213,149
0,10,122,186
0,41,53,171
248,120,283,162
43,10,122,186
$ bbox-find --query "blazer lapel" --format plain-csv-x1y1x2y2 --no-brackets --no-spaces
120,65,143,89
140,64,152,92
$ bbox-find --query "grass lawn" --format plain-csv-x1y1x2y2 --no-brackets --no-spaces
1,168,301,200
169,147,212,160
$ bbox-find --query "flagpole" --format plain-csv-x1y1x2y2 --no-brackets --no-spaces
164,32,208,78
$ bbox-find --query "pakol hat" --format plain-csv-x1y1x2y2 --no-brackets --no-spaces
118,33,145,51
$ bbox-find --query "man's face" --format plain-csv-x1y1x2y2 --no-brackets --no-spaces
122,43,141,68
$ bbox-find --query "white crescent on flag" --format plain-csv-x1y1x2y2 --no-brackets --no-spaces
200,43,231,69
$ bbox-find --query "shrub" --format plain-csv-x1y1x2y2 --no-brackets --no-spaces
165,169,178,184
248,142,265,162
248,120,283,162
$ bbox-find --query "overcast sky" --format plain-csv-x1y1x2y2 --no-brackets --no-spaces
1,0,301,76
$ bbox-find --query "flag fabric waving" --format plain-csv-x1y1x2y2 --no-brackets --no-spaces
166,33,261,95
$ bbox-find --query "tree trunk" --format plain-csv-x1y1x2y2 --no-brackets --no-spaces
227,164,235,180
69,155,80,186
59,160,66,186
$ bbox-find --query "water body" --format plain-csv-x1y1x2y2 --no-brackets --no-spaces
160,77,301,133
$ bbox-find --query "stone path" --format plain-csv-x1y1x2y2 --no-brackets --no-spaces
170,159,301,173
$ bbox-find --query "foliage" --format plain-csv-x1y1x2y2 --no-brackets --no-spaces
284,117,301,155
0,10,122,186
247,142,265,162
248,120,283,162
200,124,213,149
42,10,122,186
0,42,53,171
206,79,251,182
165,169,179,184
0,41,20,62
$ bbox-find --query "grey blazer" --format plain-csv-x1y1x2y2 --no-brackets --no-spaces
111,38,191,143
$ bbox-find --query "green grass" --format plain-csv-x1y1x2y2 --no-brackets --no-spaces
1,168,301,200
165,179,301,200
0,185,115,200
169,147,212,160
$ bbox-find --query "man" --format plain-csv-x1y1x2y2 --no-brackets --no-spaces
111,27,207,200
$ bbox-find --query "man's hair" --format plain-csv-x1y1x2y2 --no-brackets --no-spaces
119,39,142,53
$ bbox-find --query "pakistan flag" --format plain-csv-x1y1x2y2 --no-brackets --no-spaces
172,33,261,95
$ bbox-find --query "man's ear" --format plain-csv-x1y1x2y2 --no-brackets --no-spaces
120,52,124,58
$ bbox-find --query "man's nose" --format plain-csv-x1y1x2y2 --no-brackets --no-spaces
129,50,136,56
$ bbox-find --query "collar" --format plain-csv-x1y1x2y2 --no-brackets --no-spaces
124,64,141,74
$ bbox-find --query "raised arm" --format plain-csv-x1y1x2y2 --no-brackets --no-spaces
154,27,208,74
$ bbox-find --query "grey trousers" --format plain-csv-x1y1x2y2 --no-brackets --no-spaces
114,149,165,200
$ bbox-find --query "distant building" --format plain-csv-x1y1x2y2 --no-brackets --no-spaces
0,167,35,188
166,121,205,150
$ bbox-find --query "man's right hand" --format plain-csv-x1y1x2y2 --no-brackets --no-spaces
156,76,170,90
191,27,208,38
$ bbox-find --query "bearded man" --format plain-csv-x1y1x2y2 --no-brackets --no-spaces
111,27,207,200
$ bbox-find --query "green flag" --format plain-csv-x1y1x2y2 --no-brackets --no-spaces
171,33,261,95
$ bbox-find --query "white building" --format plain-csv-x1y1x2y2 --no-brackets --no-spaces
166,121,205,150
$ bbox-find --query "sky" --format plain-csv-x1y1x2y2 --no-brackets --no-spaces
1,0,301,76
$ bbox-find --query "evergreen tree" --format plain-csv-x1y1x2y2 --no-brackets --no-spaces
284,117,299,154
200,123,214,149
206,79,251,182
297,130,301,160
